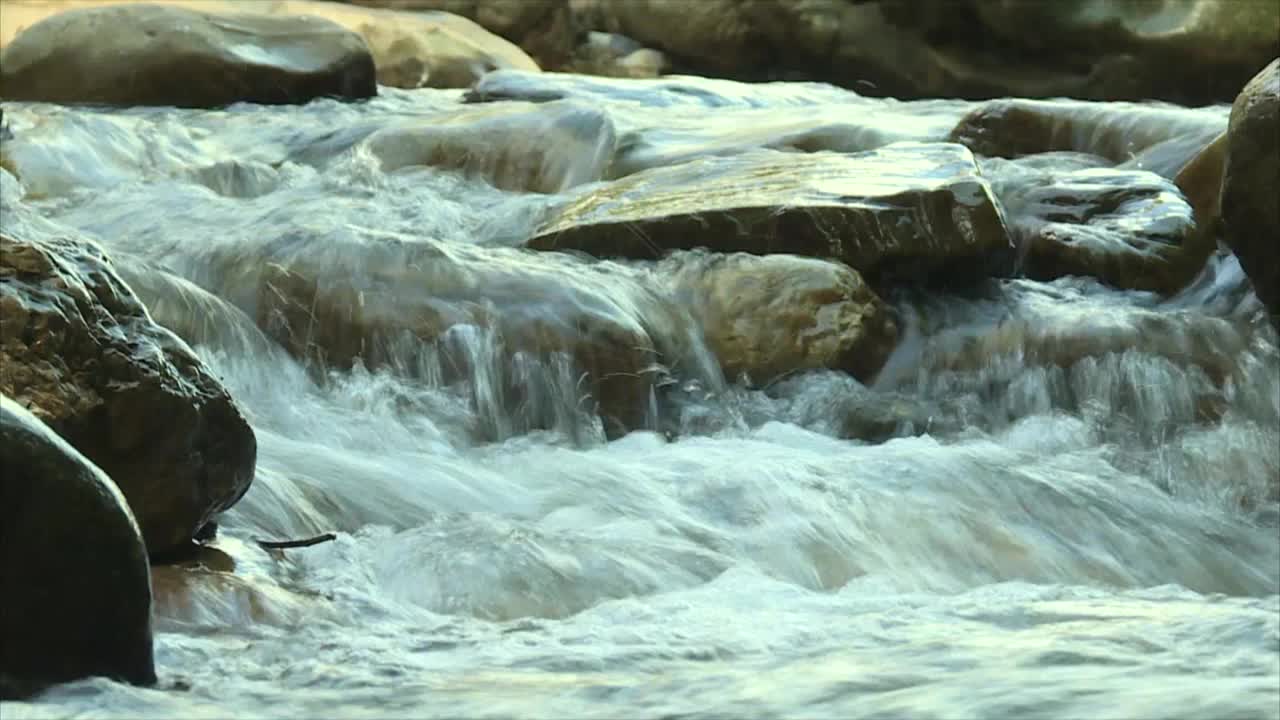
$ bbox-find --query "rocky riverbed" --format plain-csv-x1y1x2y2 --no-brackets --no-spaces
1,1,1277,717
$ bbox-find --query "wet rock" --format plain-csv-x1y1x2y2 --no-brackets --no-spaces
986,160,1199,293
0,231,257,556
0,4,376,107
364,101,616,193
564,31,668,79
529,143,1014,287
666,252,898,385
254,258,659,439
1222,59,1280,329
0,396,155,698
277,0,538,89
343,0,578,70
948,99,1226,169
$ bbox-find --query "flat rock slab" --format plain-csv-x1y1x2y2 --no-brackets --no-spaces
528,143,1014,286
0,3,376,107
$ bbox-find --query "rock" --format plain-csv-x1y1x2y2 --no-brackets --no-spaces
564,31,668,79
948,99,1226,168
0,231,257,556
363,100,616,193
252,255,660,439
529,143,1014,287
1222,59,1280,329
0,3,376,107
0,396,155,698
985,159,1200,293
665,252,898,385
343,0,578,70
274,0,538,89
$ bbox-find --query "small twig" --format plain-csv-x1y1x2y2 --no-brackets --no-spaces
254,533,337,550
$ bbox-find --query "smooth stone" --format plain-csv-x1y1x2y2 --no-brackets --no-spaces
528,143,1014,287
0,3,376,107
664,251,898,385
0,396,155,698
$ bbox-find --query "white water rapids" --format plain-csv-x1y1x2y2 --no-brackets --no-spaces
1,73,1277,719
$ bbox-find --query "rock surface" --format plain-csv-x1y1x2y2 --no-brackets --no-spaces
0,3,377,107
274,0,538,89
0,396,155,698
0,231,257,555
364,101,616,193
1222,59,1280,328
984,158,1201,293
529,144,1014,287
251,254,661,439
666,252,898,385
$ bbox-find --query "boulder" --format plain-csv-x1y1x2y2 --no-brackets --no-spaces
0,3,376,107
665,252,898,385
986,160,1201,293
272,1,538,89
528,143,1015,287
0,396,155,698
363,100,616,193
0,231,257,556
1222,59,1280,328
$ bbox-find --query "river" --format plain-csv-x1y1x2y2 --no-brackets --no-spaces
1,72,1277,719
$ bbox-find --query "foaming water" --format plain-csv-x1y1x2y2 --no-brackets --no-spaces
0,73,1276,719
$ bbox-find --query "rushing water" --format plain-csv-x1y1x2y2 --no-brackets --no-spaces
1,72,1277,719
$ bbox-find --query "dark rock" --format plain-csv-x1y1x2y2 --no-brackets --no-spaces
528,143,1014,287
0,396,155,698
0,231,257,556
0,4,376,108
1222,59,1280,329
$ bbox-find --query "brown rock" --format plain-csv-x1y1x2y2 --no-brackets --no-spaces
0,232,257,555
0,396,155,698
529,144,1014,287
1222,59,1280,328
667,252,898,385
0,3,376,107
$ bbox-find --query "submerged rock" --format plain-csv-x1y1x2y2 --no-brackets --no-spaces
665,252,898,385
0,231,257,556
1222,59,1280,329
987,160,1201,293
529,143,1014,287
948,99,1226,170
0,4,376,107
0,396,155,698
253,257,659,439
364,101,616,193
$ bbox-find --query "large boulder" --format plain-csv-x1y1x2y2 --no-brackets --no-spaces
528,143,1015,287
363,100,616,193
1222,59,1280,328
0,231,257,556
0,396,155,698
666,252,899,385
342,0,578,69
0,3,377,107
272,0,539,89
